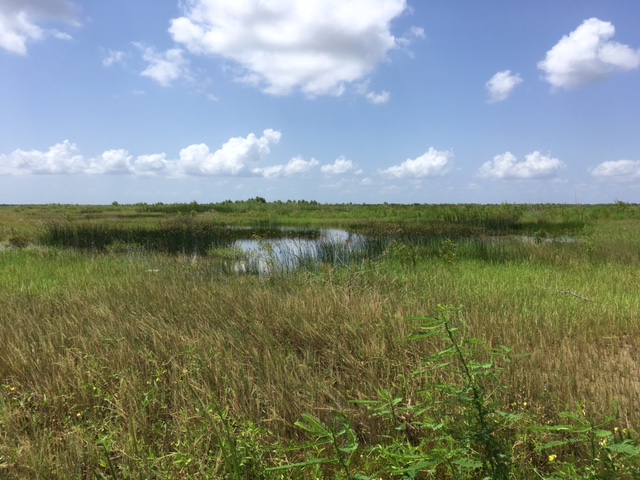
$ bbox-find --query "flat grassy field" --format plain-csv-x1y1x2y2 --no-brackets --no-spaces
1,201,639,479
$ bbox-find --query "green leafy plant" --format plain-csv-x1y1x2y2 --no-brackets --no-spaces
439,238,458,264
355,305,520,479
533,406,640,479
268,411,370,479
291,305,523,479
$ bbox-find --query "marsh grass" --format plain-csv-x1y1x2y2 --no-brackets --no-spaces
39,217,322,255
1,203,640,478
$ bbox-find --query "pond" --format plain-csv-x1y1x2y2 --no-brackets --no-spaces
213,229,369,275
37,220,581,275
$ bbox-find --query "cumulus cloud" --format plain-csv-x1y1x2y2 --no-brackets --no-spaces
0,141,177,176
591,160,640,180
177,129,281,176
477,151,565,180
538,18,640,89
168,0,408,96
133,153,170,174
380,148,454,179
88,149,134,174
485,70,522,103
137,44,189,86
256,155,319,178
0,140,86,174
321,156,362,175
0,130,324,179
0,0,78,54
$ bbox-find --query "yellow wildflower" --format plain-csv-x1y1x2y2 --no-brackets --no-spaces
548,454,557,462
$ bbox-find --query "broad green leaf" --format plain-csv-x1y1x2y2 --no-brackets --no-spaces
437,345,457,357
495,410,523,421
605,442,640,456
452,457,483,469
408,331,437,340
536,439,577,450
295,414,327,434
530,425,572,432
352,474,375,480
338,444,358,454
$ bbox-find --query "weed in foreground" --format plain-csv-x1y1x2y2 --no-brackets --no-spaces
276,305,522,479
278,305,640,479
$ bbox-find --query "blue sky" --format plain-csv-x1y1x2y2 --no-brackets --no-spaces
1,0,640,204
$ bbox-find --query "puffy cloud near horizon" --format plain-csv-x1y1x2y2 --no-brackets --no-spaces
591,159,640,180
380,148,454,179
0,0,78,55
485,70,522,103
168,0,409,97
0,130,320,179
0,140,86,174
477,151,565,180
177,129,282,176
538,18,640,90
321,156,363,175
88,149,133,174
0,141,171,176
256,156,319,178
133,153,171,174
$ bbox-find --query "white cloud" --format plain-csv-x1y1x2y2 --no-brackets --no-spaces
137,44,189,86
356,80,391,104
321,156,362,175
538,18,640,89
0,140,86,174
0,130,287,178
485,70,522,103
177,129,282,176
396,25,425,50
51,30,72,40
0,0,78,54
169,0,407,96
103,49,125,67
591,160,640,180
365,90,391,104
131,153,170,175
477,151,565,180
256,155,319,178
380,148,454,178
88,149,134,174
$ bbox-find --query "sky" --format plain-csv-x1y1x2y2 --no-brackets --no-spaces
1,0,640,205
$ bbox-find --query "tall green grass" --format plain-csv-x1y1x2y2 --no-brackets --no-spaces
38,217,322,254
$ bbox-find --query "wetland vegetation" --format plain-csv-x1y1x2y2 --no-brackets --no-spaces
1,200,639,478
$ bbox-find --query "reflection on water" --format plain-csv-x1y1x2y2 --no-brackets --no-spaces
232,229,366,275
